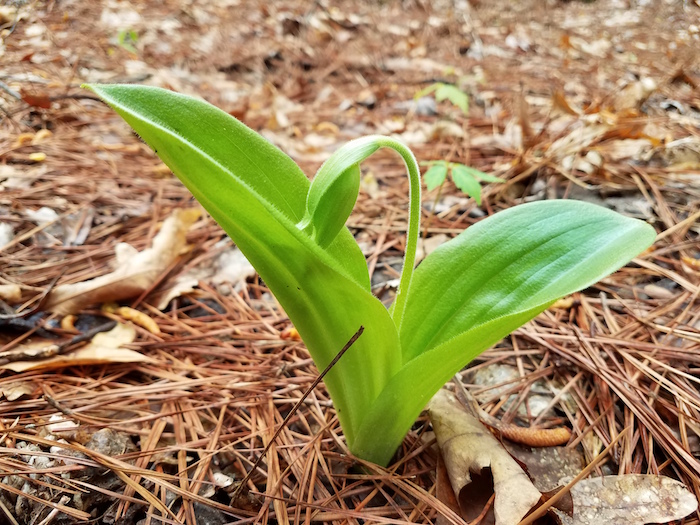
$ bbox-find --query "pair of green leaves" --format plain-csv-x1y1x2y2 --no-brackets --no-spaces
85,84,656,466
422,160,504,205
415,82,469,115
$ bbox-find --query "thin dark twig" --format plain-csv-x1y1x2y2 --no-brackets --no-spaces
0,270,65,321
232,325,365,500
0,320,117,365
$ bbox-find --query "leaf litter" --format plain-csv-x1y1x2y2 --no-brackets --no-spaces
44,208,200,315
0,0,699,523
550,475,697,525
429,389,542,525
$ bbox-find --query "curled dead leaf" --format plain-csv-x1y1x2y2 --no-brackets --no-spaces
14,132,35,147
45,208,200,314
280,326,301,340
60,314,80,333
552,90,580,116
415,234,449,264
0,381,35,400
21,92,52,109
613,78,657,112
156,244,255,309
551,296,575,309
429,389,541,525
32,129,53,144
494,424,571,448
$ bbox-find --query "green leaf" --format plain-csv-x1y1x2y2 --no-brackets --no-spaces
423,163,448,191
400,200,656,362
351,302,545,465
434,84,469,115
414,83,440,100
84,84,402,444
351,200,655,465
303,137,380,248
450,165,483,205
454,164,504,183
117,29,138,54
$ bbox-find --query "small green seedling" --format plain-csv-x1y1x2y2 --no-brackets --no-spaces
415,82,469,115
116,29,138,54
422,160,504,205
84,84,656,466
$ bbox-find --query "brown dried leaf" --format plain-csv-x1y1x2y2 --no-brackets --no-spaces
553,474,697,525
0,284,21,302
552,90,580,116
548,124,609,161
435,451,464,525
156,245,255,309
415,234,449,263
21,92,52,109
505,443,585,493
0,381,35,400
45,208,200,314
598,138,653,162
103,304,161,334
1,323,153,372
428,390,541,525
613,78,657,112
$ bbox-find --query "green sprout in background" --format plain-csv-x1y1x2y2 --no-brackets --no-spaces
415,82,469,115
116,29,138,54
84,84,656,466
414,82,500,205
422,160,504,205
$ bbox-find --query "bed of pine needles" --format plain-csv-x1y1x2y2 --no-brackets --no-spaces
0,0,699,523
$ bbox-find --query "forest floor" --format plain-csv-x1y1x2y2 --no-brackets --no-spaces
1,0,699,524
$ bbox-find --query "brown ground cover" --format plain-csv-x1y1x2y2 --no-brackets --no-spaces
0,1,699,523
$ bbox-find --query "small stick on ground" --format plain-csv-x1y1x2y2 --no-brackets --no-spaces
0,320,116,365
232,325,364,500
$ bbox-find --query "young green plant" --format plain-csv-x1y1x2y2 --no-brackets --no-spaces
415,82,469,115
84,84,656,466
422,160,504,205
116,29,138,54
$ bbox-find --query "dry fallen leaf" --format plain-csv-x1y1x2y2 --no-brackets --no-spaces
45,208,200,314
428,389,541,525
505,443,585,493
551,474,697,525
0,381,35,400
548,124,609,161
598,138,653,162
613,78,657,112
156,244,256,309
1,323,153,372
415,234,449,263
435,451,464,525
0,284,21,302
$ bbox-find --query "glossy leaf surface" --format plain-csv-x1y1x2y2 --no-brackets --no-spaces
353,200,655,465
400,200,655,362
85,84,401,443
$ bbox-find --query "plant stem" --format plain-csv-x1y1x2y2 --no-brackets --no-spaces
375,137,421,332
